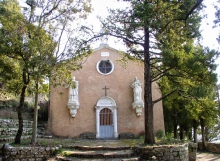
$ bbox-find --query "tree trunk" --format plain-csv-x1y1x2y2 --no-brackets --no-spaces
14,70,29,144
188,128,192,140
193,120,198,143
180,126,185,140
14,86,25,144
184,125,191,140
144,27,155,144
200,118,206,151
174,123,178,139
193,126,197,143
31,81,39,145
205,127,209,142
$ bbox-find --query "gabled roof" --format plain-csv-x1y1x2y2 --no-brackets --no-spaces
93,43,119,53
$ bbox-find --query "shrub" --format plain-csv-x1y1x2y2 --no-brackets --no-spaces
156,129,164,139
138,131,145,139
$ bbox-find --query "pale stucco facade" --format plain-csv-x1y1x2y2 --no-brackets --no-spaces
48,44,165,138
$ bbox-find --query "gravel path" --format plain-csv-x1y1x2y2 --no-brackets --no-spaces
197,152,220,161
48,152,220,161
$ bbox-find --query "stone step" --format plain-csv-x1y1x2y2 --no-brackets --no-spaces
54,155,140,161
72,145,131,151
57,149,137,160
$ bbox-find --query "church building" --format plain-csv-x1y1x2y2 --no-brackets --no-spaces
48,44,165,139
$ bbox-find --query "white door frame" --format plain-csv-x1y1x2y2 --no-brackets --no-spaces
95,96,118,139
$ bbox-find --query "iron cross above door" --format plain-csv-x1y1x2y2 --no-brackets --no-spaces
102,86,109,96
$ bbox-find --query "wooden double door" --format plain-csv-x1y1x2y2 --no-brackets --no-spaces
99,108,114,138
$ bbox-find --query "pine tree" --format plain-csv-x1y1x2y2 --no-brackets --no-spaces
99,0,204,144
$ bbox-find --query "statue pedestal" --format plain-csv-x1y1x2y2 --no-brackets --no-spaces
132,100,144,116
67,101,80,117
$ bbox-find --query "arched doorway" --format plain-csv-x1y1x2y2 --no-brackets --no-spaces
100,108,113,138
95,96,118,139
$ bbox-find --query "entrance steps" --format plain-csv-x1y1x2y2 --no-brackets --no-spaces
54,145,140,161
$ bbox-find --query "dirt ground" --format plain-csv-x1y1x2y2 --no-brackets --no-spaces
197,152,220,161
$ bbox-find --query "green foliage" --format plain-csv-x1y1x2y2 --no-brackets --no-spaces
24,101,34,109
159,41,219,133
0,99,33,119
138,131,145,139
164,133,173,142
138,135,144,140
99,0,205,144
0,0,93,91
61,151,71,157
154,132,187,145
205,117,220,142
156,129,164,139
0,56,22,95
0,0,93,144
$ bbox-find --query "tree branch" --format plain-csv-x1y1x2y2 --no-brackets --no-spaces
153,88,179,104
162,0,203,31
184,0,203,21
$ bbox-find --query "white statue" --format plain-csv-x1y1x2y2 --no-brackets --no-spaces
131,77,143,102
131,77,144,116
68,76,78,102
67,76,80,117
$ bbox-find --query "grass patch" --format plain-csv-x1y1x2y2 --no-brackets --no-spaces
10,138,77,147
120,139,144,147
7,135,187,148
61,150,72,157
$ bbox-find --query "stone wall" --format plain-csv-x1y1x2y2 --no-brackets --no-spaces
0,127,32,136
198,142,220,153
188,142,197,161
0,119,33,143
0,119,33,128
0,143,196,161
1,143,58,161
135,143,189,161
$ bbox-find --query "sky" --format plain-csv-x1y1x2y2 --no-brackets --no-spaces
18,0,220,82
200,0,219,50
89,0,219,48
88,0,220,82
